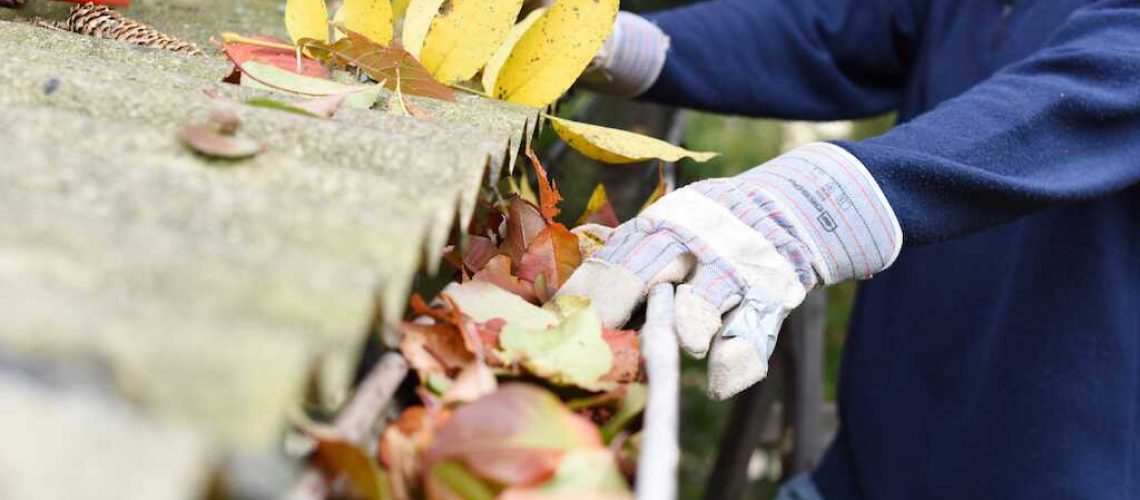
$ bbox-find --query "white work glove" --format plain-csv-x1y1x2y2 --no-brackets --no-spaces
558,143,903,399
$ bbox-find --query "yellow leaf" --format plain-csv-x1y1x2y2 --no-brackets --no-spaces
400,0,446,58
548,116,720,164
488,0,617,107
334,0,394,45
285,0,330,46
480,7,545,96
409,0,526,83
392,0,412,19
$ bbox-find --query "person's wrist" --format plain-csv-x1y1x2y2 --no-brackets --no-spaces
579,12,669,97
735,143,904,284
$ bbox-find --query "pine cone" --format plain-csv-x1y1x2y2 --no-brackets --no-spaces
0,0,28,8
61,3,202,55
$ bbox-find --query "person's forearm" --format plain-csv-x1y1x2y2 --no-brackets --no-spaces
837,1,1140,245
635,0,924,119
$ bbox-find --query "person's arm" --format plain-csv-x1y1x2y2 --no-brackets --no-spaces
563,0,1140,400
608,0,927,119
840,0,1140,244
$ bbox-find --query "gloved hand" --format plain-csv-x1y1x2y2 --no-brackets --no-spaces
578,12,670,97
558,143,903,399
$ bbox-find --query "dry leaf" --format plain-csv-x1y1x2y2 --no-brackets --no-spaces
285,0,329,47
392,0,412,18
499,449,631,499
525,147,561,224
499,196,548,268
472,255,539,304
426,384,603,486
575,184,620,228
517,225,581,299
234,60,384,109
481,7,545,97
311,434,391,500
305,32,457,101
548,115,719,164
334,0,394,45
462,235,498,272
221,33,330,78
440,281,559,331
487,0,617,107
499,302,613,391
403,0,525,83
441,362,498,405
245,92,352,118
571,224,615,261
426,461,496,500
599,329,640,385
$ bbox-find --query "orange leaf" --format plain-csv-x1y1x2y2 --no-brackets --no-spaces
499,196,549,268
426,384,603,487
600,329,641,384
575,183,620,228
311,435,390,500
525,147,562,223
222,34,330,79
473,255,540,304
517,225,581,299
380,406,452,499
303,31,456,101
399,321,475,380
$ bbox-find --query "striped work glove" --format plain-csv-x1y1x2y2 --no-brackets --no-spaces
558,143,903,400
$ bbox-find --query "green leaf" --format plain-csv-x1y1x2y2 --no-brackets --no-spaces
428,461,496,500
441,281,559,331
600,384,647,442
245,98,323,118
528,449,630,496
238,61,384,109
500,301,613,390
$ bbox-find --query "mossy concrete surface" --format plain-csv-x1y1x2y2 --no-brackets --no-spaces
0,3,539,498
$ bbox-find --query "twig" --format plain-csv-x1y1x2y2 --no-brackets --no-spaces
636,283,680,500
285,352,409,500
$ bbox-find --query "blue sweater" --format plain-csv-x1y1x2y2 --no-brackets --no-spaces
643,0,1140,498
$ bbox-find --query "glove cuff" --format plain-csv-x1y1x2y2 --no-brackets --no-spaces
738,143,903,284
580,12,670,97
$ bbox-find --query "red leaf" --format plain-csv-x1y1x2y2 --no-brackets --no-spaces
575,184,621,228
426,384,603,487
473,255,540,304
525,147,563,224
499,196,549,268
517,225,582,299
600,329,641,384
222,35,330,79
463,235,498,273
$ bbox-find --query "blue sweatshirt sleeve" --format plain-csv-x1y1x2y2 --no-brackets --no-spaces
641,0,927,120
841,0,1140,244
